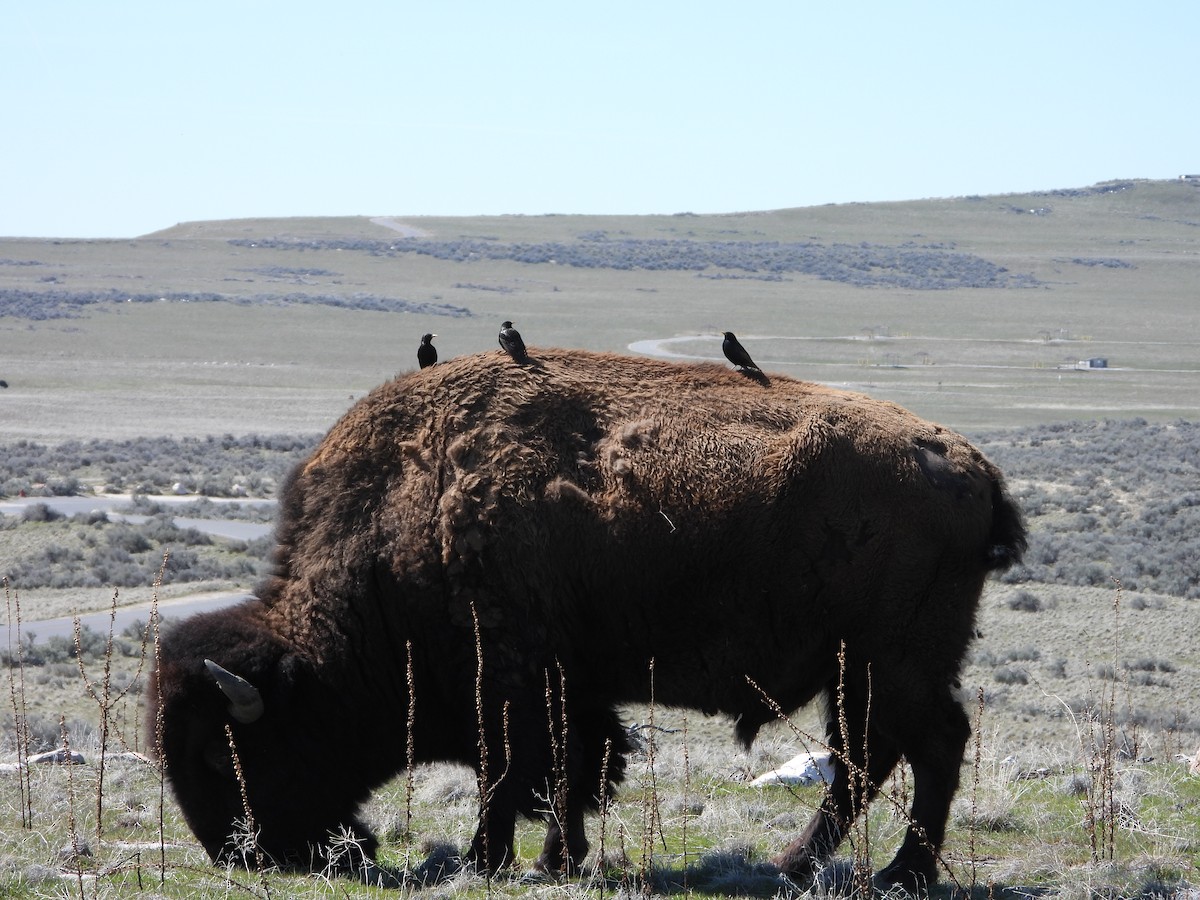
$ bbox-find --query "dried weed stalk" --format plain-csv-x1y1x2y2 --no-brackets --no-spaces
4,578,33,829
544,659,570,872
681,712,691,891
224,723,273,898
597,735,613,897
640,657,663,895
1082,581,1133,864
968,685,986,891
60,715,91,900
75,586,154,847
149,584,167,883
471,601,511,880
833,642,874,896
405,638,416,842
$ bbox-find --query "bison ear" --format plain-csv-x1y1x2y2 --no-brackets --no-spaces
204,659,265,724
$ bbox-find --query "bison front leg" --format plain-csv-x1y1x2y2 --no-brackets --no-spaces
534,802,588,875
535,702,629,876
465,714,521,874
466,781,518,874
466,695,581,875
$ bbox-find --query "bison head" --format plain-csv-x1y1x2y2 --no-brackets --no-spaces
148,601,380,870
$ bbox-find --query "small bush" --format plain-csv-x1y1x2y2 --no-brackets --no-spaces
1006,590,1042,612
952,795,1023,833
21,502,63,523
1045,658,1068,678
1124,657,1176,673
994,666,1031,685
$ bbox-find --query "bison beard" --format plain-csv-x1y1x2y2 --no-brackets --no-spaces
149,347,1026,891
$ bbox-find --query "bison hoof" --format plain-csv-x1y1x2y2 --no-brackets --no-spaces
405,842,464,886
519,866,561,884
770,849,819,883
532,853,586,878
352,861,404,889
875,857,937,894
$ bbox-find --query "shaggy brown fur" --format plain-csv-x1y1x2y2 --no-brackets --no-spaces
150,348,1025,890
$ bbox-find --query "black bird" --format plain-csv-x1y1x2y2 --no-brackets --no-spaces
417,333,438,369
721,331,760,371
498,320,527,362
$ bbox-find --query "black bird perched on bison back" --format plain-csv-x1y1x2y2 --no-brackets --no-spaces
722,331,760,372
498,320,528,362
417,333,437,369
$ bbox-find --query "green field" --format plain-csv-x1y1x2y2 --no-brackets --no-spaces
3,180,1200,897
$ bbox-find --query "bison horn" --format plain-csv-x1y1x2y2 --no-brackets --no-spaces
204,659,265,724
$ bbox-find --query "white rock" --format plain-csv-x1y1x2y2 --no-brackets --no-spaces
750,751,835,786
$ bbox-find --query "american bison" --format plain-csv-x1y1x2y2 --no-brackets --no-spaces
150,348,1025,890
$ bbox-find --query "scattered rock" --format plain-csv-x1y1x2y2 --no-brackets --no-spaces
111,750,153,765
30,749,86,766
58,840,93,863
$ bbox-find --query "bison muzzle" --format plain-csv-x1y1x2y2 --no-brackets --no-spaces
149,347,1026,891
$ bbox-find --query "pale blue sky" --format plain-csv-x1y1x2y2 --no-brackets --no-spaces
2,1,1193,237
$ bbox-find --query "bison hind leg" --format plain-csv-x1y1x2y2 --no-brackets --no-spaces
875,692,971,891
772,731,902,884
772,671,906,884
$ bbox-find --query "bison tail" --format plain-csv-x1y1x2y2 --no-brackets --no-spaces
984,478,1028,572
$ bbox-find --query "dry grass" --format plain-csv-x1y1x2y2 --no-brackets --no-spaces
3,179,1200,443
5,577,1197,898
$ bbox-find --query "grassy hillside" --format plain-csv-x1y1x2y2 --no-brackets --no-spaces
1,178,1198,440
3,181,1200,896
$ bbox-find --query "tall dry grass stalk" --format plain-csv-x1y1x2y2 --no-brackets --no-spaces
149,577,167,884
544,659,570,872
61,715,88,900
471,600,492,878
681,712,691,893
968,685,986,891
4,577,33,829
596,735,613,898
1081,581,1132,864
405,637,416,843
639,657,663,895
75,587,151,847
224,722,274,898
470,600,511,883
833,642,873,896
